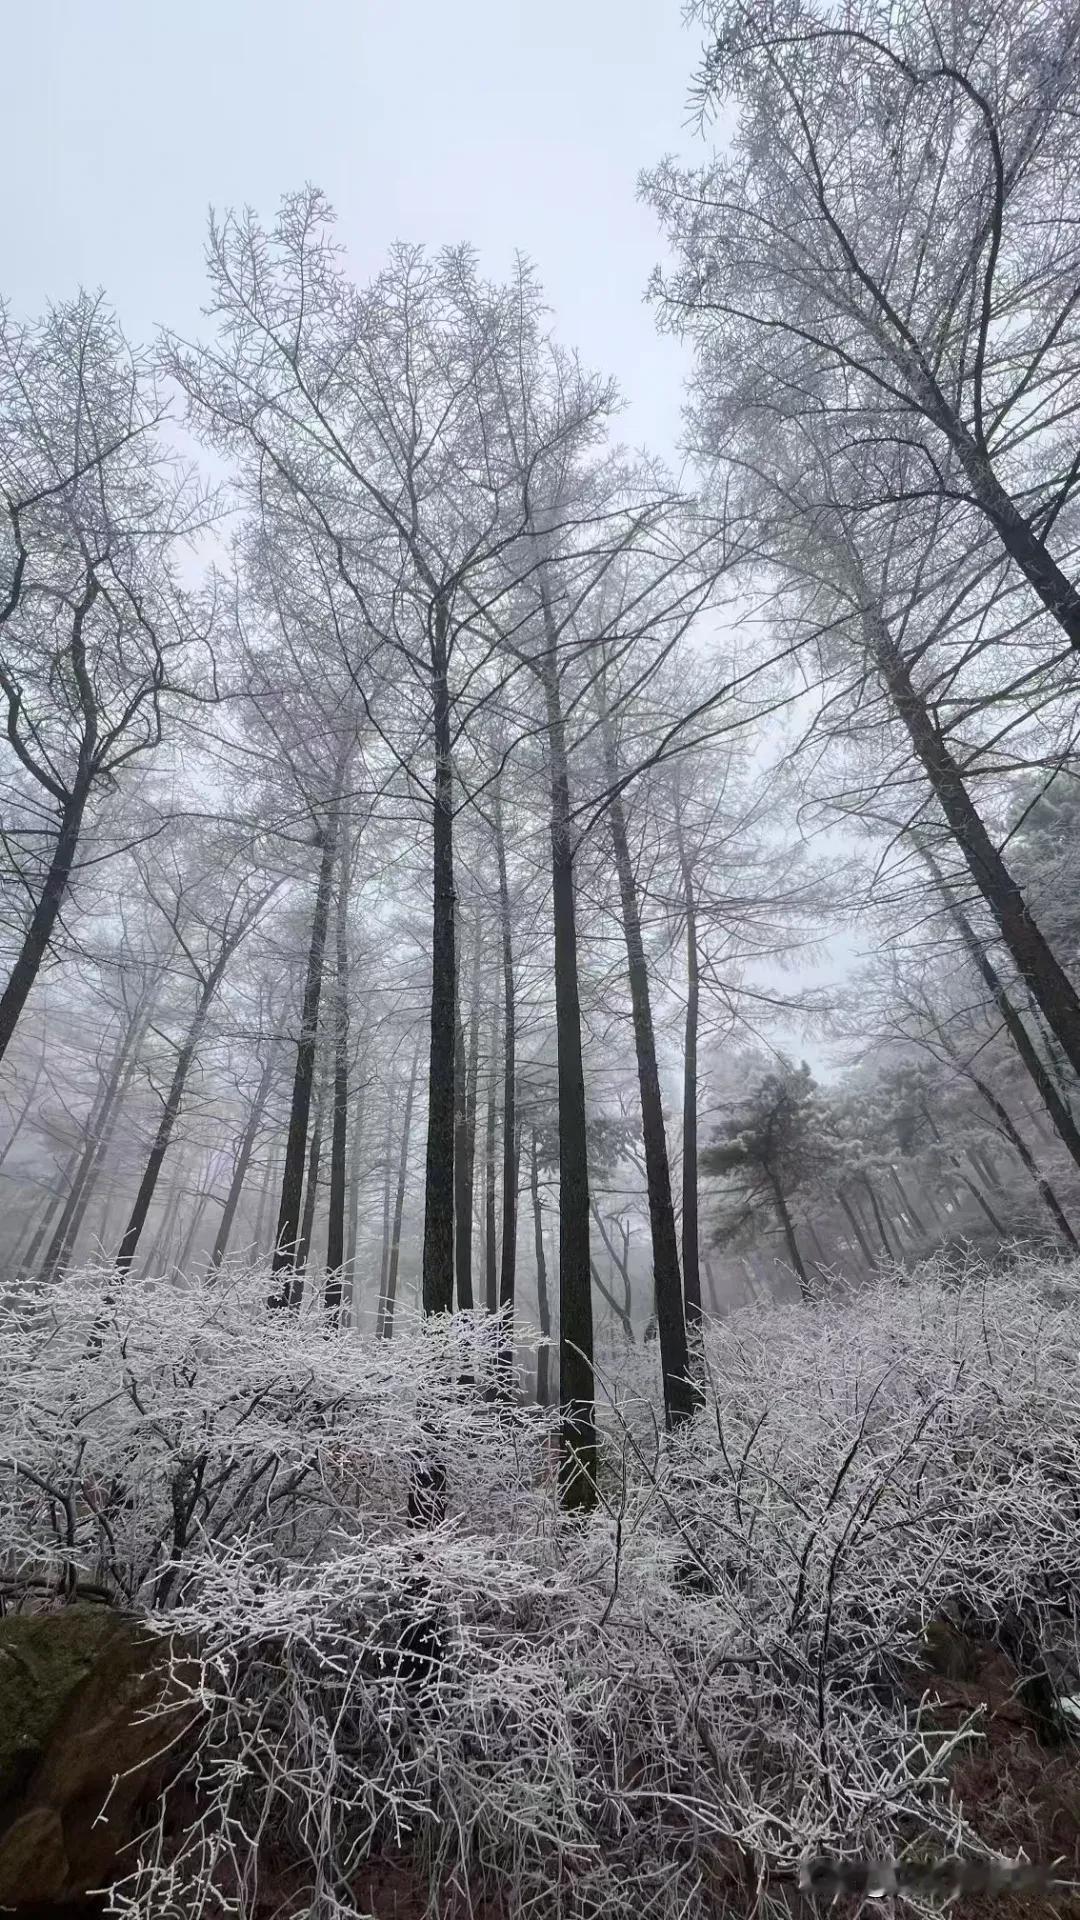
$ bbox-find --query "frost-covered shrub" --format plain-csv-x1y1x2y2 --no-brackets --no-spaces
0,1263,552,1608
2,1252,1079,1918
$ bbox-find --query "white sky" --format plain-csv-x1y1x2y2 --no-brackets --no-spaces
6,0,703,462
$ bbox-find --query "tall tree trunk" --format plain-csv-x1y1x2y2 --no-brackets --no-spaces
591,1204,635,1335
325,832,352,1317
16,1150,82,1284
702,1255,721,1315
862,1174,897,1260
0,1037,46,1173
422,600,456,1315
539,653,595,1508
589,1256,636,1342
55,1041,144,1273
379,1032,421,1340
345,1073,367,1310
767,1172,811,1298
253,1151,278,1259
176,1170,214,1274
923,852,1080,1172
9,1192,52,1278
494,780,518,1320
871,619,1080,1079
39,1004,147,1283
1025,992,1075,1105
599,697,696,1424
530,1130,552,1406
0,768,91,1066
377,1070,397,1329
143,1182,182,1277
969,1143,999,1193
91,1182,115,1256
294,1065,327,1291
941,418,1080,656
484,990,500,1314
955,1158,1007,1238
115,966,226,1273
454,1001,471,1305
210,1049,276,1270
890,1164,928,1237
837,1185,877,1266
676,812,703,1329
805,1218,830,1269
455,911,482,1310
969,1072,1079,1251
270,801,340,1303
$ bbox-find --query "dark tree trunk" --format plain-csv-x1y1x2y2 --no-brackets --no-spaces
0,1041,45,1173
873,624,1080,1080
59,1042,144,1271
591,1259,636,1340
325,833,352,1317
115,967,225,1273
539,656,595,1509
39,1004,146,1283
379,1032,421,1340
210,1050,276,1270
0,779,90,1067
454,1001,472,1307
805,1218,830,1268
9,1194,52,1279
702,1255,721,1315
924,853,1080,1173
969,1143,1000,1193
91,1183,115,1255
600,701,696,1424
767,1169,812,1299
494,781,518,1319
530,1130,552,1405
890,1164,928,1237
253,1151,278,1259
377,1070,396,1326
1025,993,1076,1104
970,1073,1079,1251
17,1151,82,1283
837,1185,877,1266
270,806,340,1302
176,1173,213,1274
955,1159,1007,1238
422,601,456,1316
676,815,703,1329
484,990,500,1313
946,423,1080,656
455,911,482,1310
345,1074,366,1312
293,1068,327,1291
862,1174,897,1260
591,1204,635,1336
143,1183,182,1276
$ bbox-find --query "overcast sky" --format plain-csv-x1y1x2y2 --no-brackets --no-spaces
6,0,704,462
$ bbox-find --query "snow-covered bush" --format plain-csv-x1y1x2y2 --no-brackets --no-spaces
0,1263,552,1609
2,1251,1079,1918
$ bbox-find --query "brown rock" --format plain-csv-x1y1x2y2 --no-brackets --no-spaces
0,1605,200,1908
0,1807,68,1903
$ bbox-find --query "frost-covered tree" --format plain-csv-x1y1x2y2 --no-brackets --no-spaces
0,294,206,1061
647,0,1080,652
700,1059,840,1297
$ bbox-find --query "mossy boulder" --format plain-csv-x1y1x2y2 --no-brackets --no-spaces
0,1604,199,1907
0,1605,121,1807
